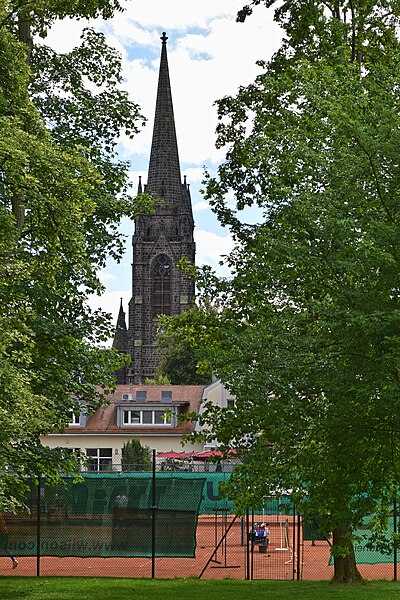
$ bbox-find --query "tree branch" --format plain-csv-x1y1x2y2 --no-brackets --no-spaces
353,135,396,224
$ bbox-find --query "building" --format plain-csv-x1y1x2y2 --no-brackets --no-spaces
113,32,196,384
43,385,205,471
40,36,236,468
196,379,236,451
40,380,237,471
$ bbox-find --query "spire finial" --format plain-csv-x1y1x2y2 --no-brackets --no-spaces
161,32,168,45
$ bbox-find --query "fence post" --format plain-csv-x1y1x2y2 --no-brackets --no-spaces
292,501,295,580
36,476,41,577
250,509,254,580
245,511,250,580
296,511,301,580
394,495,397,582
151,449,156,578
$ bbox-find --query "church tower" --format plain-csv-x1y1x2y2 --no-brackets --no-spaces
112,32,195,384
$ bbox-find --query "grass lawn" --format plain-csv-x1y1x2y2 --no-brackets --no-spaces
0,578,400,600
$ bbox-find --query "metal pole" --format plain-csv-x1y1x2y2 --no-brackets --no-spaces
151,449,156,579
394,495,397,582
36,476,41,577
198,514,239,578
246,510,250,580
251,510,254,581
296,511,301,580
292,501,296,580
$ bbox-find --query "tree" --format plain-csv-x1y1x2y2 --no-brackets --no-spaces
156,335,211,384
156,306,212,385
121,438,151,472
165,1,400,583
0,0,150,511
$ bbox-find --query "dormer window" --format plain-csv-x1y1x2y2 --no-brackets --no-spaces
123,410,140,424
69,412,81,426
121,408,172,427
68,408,87,427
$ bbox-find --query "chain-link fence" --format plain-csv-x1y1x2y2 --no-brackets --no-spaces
0,470,399,581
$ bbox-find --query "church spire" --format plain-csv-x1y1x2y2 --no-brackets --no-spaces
112,299,128,384
112,299,128,353
116,298,127,329
122,32,196,384
146,32,182,207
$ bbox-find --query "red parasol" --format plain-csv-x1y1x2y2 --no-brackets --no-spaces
193,449,237,460
156,451,185,459
157,451,196,460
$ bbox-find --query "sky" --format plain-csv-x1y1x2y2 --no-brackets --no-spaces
44,0,281,326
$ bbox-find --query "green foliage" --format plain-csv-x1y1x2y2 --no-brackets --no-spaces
159,302,221,379
169,0,400,583
145,374,171,385
121,438,151,472
156,328,212,386
0,0,148,510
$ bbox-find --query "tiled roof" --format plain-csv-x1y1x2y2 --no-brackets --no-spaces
67,385,205,435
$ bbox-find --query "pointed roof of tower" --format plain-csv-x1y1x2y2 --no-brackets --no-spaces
112,298,128,353
146,32,182,207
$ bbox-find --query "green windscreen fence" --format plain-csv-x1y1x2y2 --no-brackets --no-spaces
0,474,206,558
327,515,397,566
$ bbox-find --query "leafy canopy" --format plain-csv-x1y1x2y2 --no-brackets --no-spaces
167,0,400,582
0,0,149,510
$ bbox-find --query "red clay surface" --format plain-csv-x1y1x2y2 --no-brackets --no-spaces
0,515,396,581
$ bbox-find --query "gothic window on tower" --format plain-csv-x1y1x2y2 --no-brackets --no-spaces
152,254,171,317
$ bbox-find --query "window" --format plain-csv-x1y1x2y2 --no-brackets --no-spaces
154,410,166,424
227,399,235,410
86,448,112,472
69,412,80,426
123,411,140,424
161,390,172,402
136,390,147,402
121,409,171,427
152,255,171,317
142,411,153,424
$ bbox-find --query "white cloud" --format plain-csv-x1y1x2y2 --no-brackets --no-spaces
88,290,131,327
117,0,257,30
41,2,278,314
41,2,281,167
99,272,117,283
127,169,148,186
183,167,204,182
193,201,210,213
108,2,281,165
41,17,87,52
195,229,234,276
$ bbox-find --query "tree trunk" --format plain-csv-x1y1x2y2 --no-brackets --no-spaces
331,526,363,583
18,14,33,59
10,11,32,237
